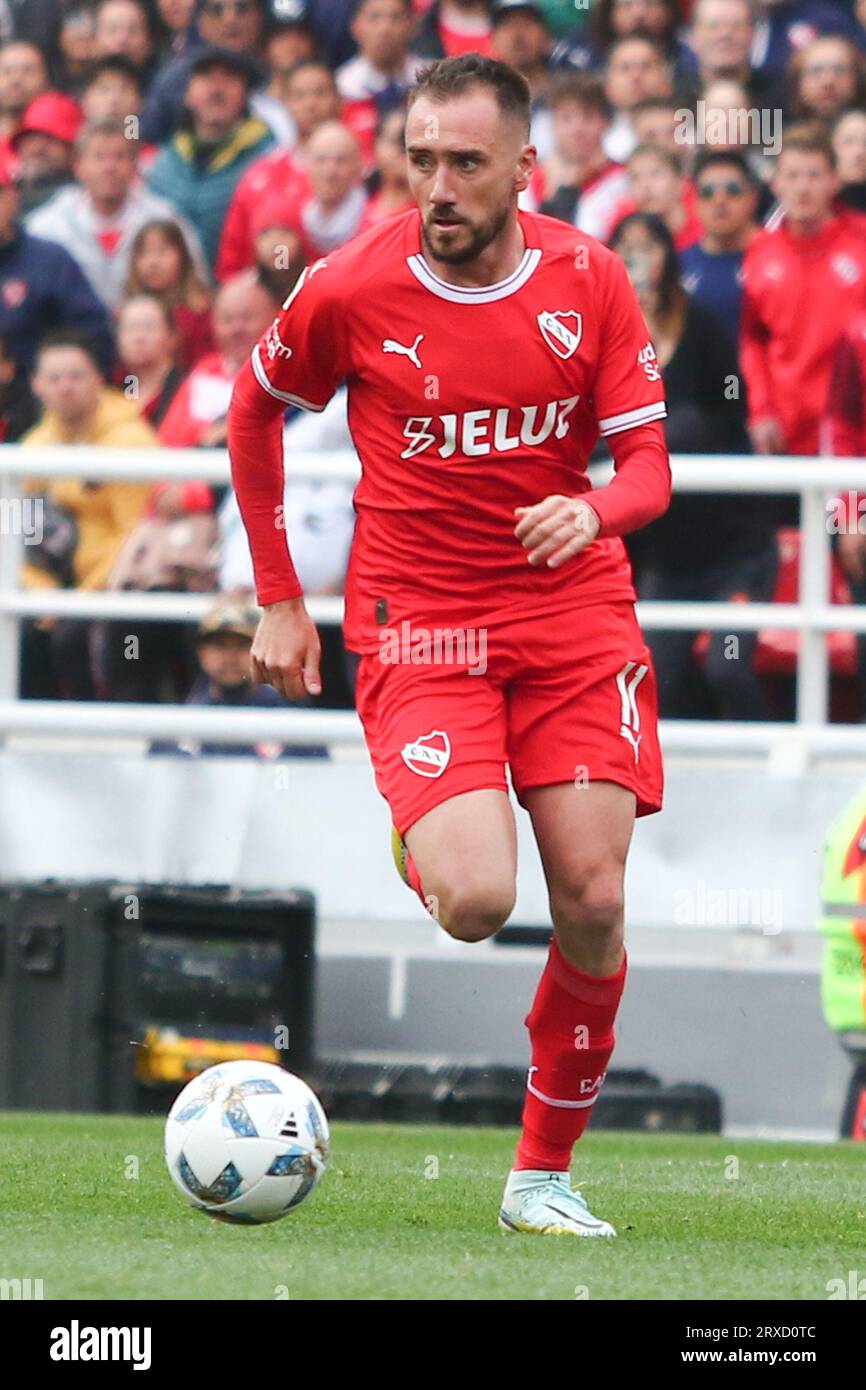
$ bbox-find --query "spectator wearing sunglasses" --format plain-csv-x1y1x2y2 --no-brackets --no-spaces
679,150,759,350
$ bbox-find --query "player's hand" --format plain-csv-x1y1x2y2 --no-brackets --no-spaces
514,495,601,569
750,418,784,455
250,597,322,701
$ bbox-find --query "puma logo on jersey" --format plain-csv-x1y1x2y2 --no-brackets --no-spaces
617,661,648,763
383,333,424,369
400,395,580,460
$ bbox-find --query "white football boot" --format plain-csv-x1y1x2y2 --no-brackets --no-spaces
498,1169,616,1237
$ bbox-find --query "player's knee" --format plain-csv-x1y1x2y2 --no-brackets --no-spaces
432,878,515,942
550,870,624,943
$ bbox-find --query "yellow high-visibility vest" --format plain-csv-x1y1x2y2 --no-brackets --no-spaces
820,789,866,1032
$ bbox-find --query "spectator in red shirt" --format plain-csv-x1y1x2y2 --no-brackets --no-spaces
413,0,495,61
612,142,702,250
336,0,424,166
125,218,214,370
741,122,866,462
525,72,630,243
0,42,49,147
159,269,276,450
216,58,340,279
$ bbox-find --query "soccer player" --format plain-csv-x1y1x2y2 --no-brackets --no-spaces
228,53,670,1238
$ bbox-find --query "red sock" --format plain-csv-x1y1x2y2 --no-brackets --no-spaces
515,937,627,1172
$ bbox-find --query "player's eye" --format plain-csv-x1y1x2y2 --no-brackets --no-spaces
457,156,478,171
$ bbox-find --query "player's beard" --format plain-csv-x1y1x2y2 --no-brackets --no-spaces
421,198,513,266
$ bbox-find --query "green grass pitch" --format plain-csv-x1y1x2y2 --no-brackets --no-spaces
2,1113,863,1300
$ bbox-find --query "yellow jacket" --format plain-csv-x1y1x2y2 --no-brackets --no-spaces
22,390,157,591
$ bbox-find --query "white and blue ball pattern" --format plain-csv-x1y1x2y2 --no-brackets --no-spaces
165,1060,330,1224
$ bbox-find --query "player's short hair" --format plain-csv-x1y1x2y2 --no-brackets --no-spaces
35,330,104,372
628,141,682,175
548,71,611,121
778,121,836,169
408,53,531,136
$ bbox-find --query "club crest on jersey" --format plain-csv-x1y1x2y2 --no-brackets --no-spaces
537,310,582,360
401,730,451,779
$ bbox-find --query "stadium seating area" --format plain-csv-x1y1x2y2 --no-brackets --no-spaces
1,0,865,726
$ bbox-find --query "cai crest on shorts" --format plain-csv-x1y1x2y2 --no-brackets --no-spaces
401,730,451,779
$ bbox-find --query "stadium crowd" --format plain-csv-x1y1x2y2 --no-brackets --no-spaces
4,0,866,729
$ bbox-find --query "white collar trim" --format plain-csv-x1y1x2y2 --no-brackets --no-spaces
406,246,541,303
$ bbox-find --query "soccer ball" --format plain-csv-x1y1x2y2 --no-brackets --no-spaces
164,1060,330,1224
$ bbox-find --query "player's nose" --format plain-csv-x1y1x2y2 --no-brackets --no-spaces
429,168,457,206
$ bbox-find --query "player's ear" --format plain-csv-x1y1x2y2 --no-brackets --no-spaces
514,143,537,194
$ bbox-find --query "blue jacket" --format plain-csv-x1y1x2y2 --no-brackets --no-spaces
147,117,275,270
0,228,114,373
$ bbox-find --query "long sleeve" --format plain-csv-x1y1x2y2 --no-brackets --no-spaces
228,357,303,603
740,277,776,429
228,258,349,604
586,419,671,538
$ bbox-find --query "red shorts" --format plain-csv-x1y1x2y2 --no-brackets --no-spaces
354,601,663,836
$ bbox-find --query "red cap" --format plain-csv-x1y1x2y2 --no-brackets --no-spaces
12,92,84,149
0,145,20,186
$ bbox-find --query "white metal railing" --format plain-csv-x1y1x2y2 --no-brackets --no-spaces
2,445,866,750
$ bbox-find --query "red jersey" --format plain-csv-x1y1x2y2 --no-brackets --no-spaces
229,208,669,654
741,209,866,455
825,311,866,459
159,352,235,447
217,148,311,281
